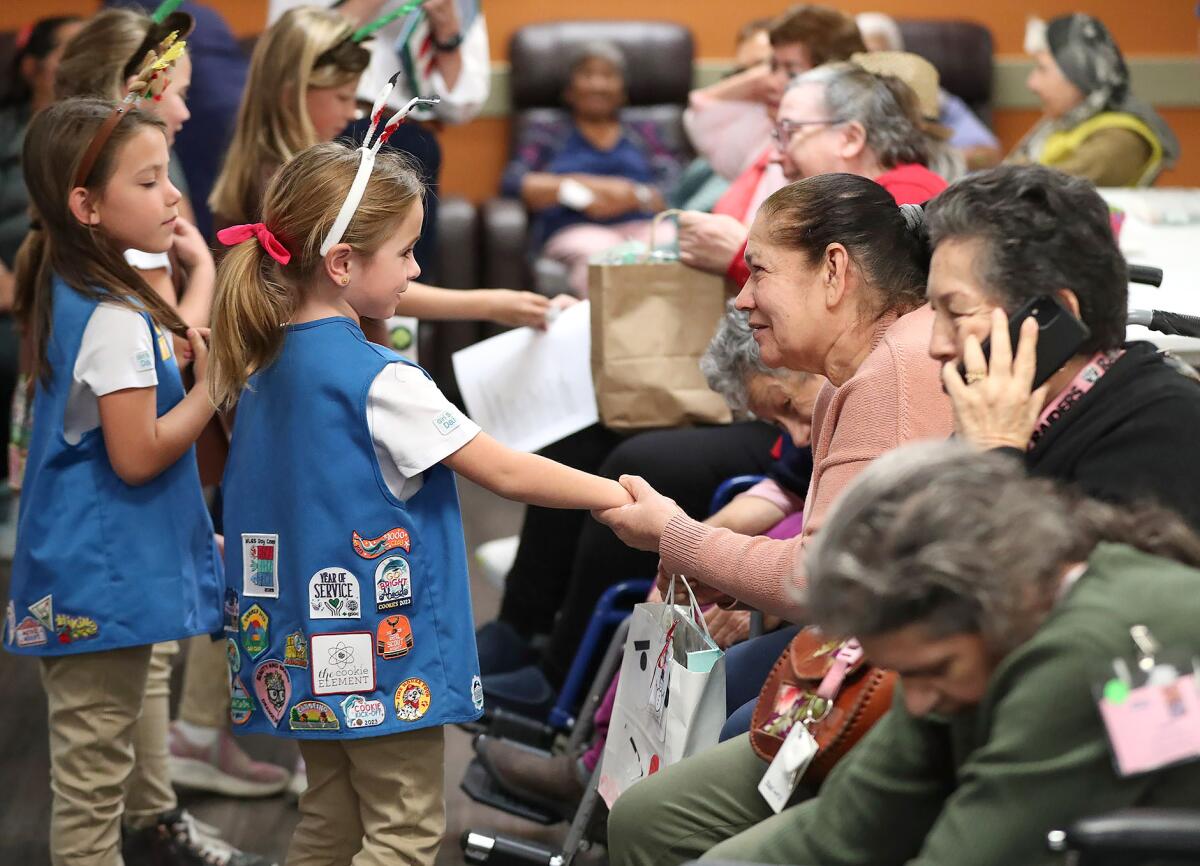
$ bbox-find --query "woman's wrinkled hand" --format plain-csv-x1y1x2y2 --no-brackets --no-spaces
942,308,1049,451
677,211,747,274
593,474,683,552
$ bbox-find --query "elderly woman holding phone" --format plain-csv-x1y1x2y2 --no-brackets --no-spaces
600,166,1200,602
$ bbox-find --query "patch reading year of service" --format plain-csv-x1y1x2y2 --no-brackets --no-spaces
308,568,361,619
311,632,375,696
242,534,280,599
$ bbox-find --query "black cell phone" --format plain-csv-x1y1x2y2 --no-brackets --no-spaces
957,295,1090,390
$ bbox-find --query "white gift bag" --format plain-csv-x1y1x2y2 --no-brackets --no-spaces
598,577,726,807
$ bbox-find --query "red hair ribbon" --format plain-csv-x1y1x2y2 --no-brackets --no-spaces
217,222,291,266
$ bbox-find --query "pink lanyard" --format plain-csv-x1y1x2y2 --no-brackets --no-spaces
1029,349,1125,448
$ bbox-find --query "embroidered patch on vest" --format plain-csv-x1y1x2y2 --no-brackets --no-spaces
284,630,309,668
29,594,54,631
253,660,291,727
308,568,361,619
223,589,239,635
14,616,46,648
377,615,414,660
374,556,412,611
289,699,339,732
55,613,98,644
4,601,14,645
311,632,376,696
341,694,387,728
395,677,432,721
230,678,254,725
472,675,485,712
351,527,412,559
226,637,241,679
240,604,269,659
242,534,280,599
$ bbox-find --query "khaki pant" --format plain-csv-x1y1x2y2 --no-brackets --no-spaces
607,733,816,866
39,641,179,866
177,634,231,728
288,727,445,866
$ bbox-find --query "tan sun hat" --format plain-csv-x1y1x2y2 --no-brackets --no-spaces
850,50,953,140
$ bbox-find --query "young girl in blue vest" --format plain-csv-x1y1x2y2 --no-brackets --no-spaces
4,95,226,865
209,134,631,864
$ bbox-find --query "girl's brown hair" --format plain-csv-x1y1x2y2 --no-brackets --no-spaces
209,142,423,409
209,7,370,226
55,8,155,100
15,97,189,379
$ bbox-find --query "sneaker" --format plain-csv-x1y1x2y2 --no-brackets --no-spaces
123,808,276,866
474,535,519,589
286,754,307,801
169,723,290,798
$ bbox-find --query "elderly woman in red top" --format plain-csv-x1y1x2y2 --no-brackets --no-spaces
682,62,947,286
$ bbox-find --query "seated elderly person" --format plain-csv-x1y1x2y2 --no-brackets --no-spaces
685,62,948,286
501,41,679,297
855,11,1002,169
677,4,865,283
1010,13,1179,186
929,163,1200,528
608,441,1200,866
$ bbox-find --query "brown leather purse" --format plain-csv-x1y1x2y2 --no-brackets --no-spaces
749,627,896,785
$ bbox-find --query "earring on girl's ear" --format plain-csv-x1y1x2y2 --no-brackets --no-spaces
341,277,350,286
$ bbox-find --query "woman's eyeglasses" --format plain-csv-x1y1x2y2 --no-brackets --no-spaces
771,118,843,146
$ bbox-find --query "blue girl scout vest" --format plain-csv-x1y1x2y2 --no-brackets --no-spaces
222,318,482,739
5,278,222,656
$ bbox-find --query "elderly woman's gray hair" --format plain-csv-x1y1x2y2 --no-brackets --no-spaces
700,304,773,414
803,442,1200,655
568,40,628,78
791,62,928,170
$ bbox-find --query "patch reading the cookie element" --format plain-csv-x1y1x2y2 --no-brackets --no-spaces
311,632,375,696
308,568,361,619
395,678,432,721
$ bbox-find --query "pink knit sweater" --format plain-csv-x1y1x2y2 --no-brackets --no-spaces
659,305,954,620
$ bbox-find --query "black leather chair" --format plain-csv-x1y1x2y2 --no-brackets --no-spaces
1050,809,1200,865
897,19,995,127
481,20,696,295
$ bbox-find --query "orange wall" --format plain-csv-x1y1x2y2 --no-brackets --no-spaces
5,1,1198,196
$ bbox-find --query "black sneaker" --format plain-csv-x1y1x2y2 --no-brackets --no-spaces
122,808,277,866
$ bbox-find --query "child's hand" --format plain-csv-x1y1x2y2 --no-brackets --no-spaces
486,290,551,330
172,217,215,273
181,327,211,385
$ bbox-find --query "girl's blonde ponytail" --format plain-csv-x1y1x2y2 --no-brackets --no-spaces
208,241,297,410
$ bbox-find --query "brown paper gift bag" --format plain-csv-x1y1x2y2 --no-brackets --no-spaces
588,211,733,430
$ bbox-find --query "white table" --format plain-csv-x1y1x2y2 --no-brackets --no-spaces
1100,188,1200,357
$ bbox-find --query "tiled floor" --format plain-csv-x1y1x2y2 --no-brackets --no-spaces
0,480,570,865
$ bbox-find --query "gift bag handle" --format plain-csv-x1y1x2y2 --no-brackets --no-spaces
646,209,683,262
664,573,717,648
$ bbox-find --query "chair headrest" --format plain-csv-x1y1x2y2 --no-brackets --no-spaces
509,20,694,110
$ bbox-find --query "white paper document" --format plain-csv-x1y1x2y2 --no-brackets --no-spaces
452,301,598,453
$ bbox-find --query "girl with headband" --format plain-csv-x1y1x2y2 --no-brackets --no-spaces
211,7,566,337
48,3,294,817
1,79,239,863
210,121,631,864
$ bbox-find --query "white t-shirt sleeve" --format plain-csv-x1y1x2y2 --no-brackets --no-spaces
367,362,480,499
63,303,159,444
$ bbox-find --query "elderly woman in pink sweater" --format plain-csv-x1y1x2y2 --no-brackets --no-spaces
596,171,954,619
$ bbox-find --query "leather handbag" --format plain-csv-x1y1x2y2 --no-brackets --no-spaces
749,627,896,785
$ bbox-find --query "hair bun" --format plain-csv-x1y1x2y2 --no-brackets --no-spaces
899,203,925,235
